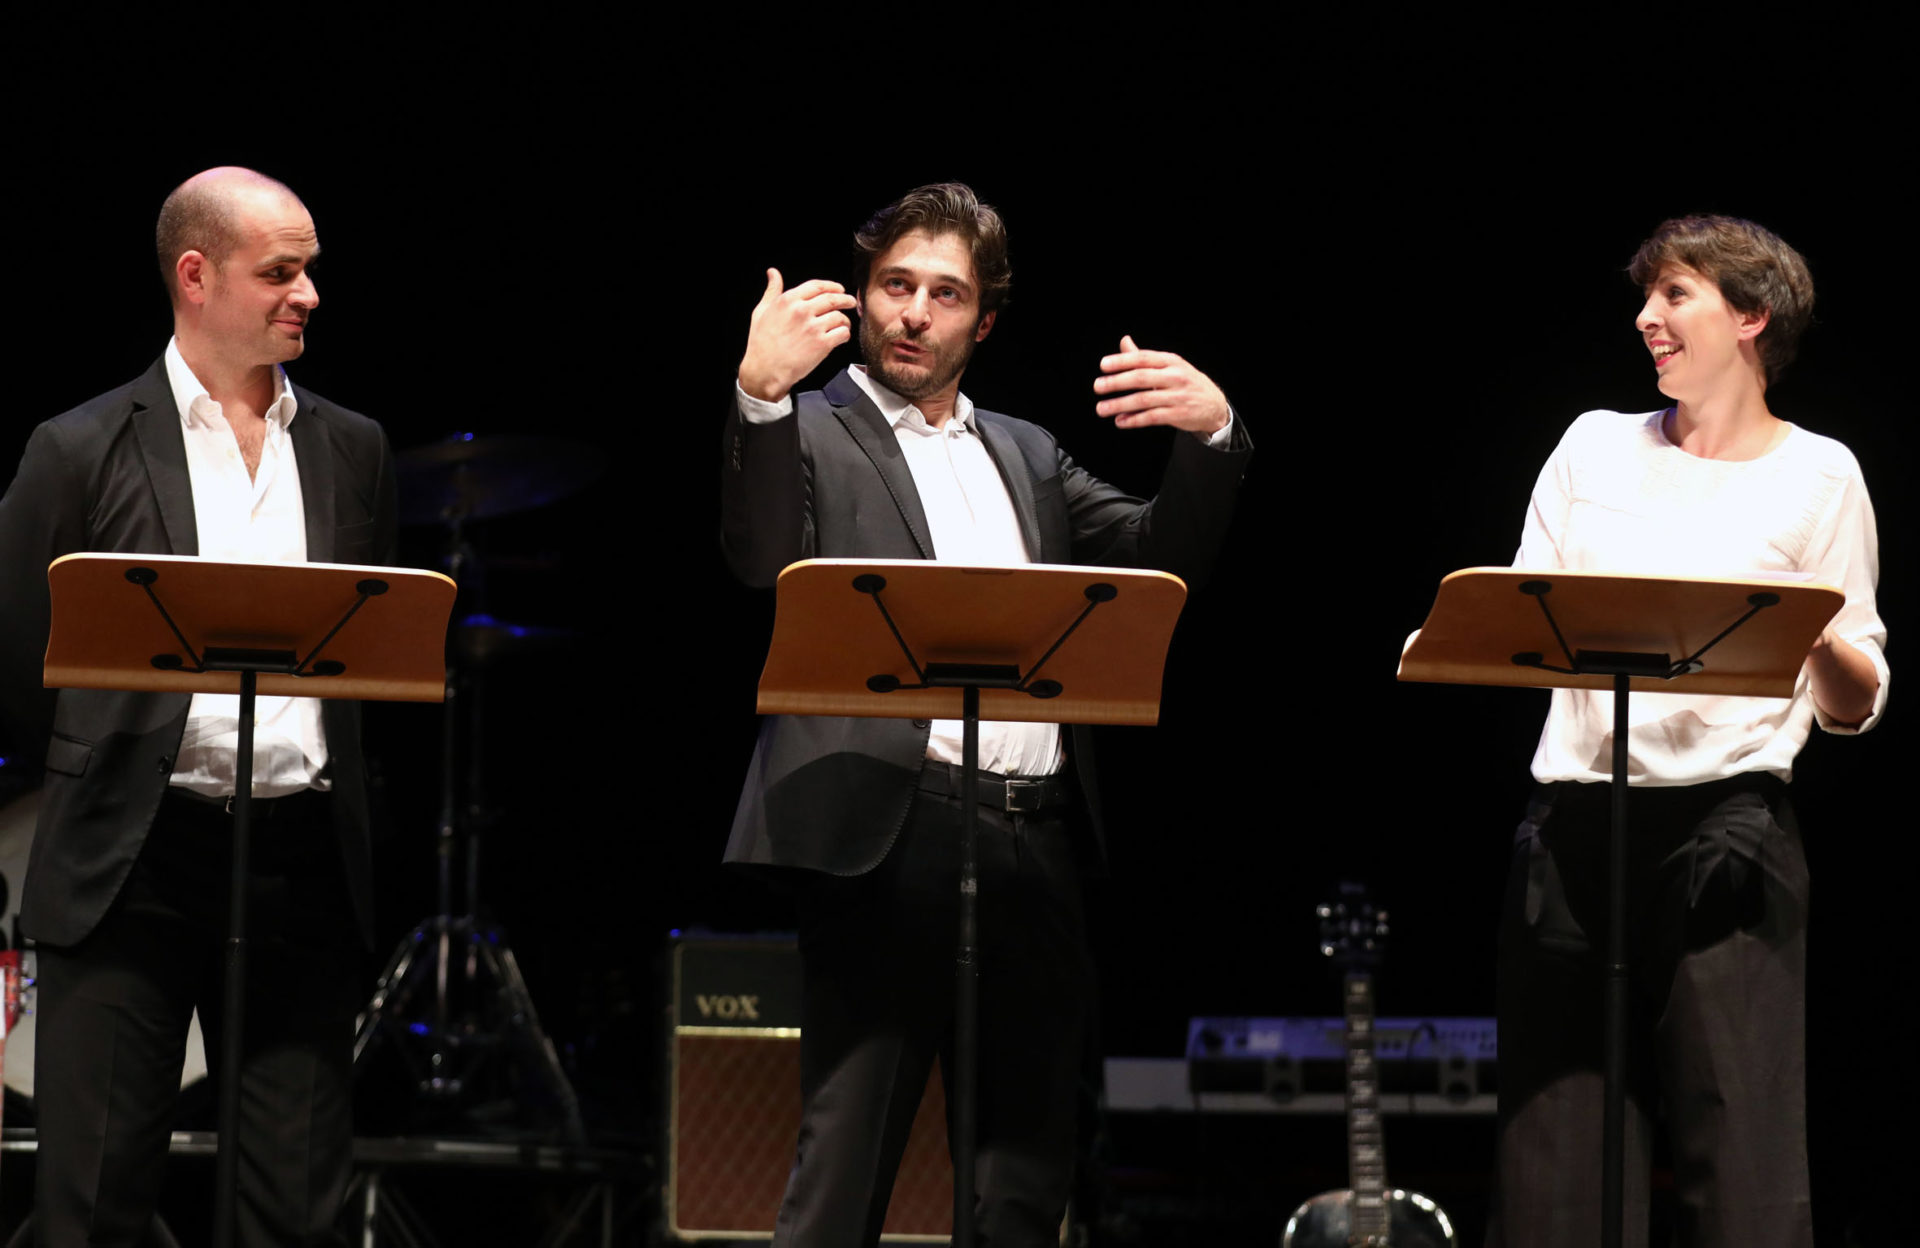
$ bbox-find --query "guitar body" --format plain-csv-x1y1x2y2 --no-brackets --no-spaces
1283,1186,1458,1248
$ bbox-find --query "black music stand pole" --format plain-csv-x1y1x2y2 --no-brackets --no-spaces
1604,668,1631,1248
217,664,257,1243
957,683,982,1240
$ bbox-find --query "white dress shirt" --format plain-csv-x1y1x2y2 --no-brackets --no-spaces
163,338,330,798
1519,409,1888,786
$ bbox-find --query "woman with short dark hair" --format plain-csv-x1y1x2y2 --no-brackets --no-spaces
1490,216,1886,1247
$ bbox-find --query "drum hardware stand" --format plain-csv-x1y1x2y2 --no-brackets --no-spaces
353,479,585,1142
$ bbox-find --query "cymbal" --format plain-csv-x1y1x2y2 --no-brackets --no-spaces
398,434,604,526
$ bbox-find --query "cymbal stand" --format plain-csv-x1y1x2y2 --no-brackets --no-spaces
353,504,584,1141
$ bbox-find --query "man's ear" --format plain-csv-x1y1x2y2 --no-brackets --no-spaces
1735,305,1771,342
974,309,996,343
175,251,212,305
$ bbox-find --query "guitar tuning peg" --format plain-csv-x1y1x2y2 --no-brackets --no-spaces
1319,943,1335,958
1375,909,1390,923
1315,904,1332,919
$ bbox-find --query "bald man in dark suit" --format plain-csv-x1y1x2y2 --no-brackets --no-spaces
0,167,396,1247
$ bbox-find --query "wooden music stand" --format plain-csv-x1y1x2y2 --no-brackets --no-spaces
43,552,455,1248
1398,566,1841,1248
760,558,1188,1248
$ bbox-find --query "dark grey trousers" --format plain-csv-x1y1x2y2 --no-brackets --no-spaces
32,791,357,1248
1489,774,1812,1248
773,779,1091,1248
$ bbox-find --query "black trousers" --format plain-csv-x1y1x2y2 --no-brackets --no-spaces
772,773,1092,1247
1489,775,1812,1248
32,790,359,1248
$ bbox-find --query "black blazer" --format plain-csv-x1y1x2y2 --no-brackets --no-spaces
720,368,1250,877
0,356,398,947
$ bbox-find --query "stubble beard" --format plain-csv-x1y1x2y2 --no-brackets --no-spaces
860,316,975,401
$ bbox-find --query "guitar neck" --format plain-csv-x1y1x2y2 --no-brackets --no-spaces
1345,971,1390,1239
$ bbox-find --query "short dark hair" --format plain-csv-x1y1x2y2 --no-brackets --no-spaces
1627,214,1815,385
155,168,299,306
853,182,1012,317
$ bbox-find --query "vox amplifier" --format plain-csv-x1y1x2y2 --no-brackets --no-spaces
665,932,955,1242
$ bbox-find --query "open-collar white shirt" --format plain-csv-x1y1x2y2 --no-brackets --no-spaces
164,337,329,798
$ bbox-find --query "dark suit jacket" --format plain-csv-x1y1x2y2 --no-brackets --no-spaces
720,368,1250,878
0,355,398,948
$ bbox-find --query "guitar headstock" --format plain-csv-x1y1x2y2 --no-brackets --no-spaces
1316,881,1389,972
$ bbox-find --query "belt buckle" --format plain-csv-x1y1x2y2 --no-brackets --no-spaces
1002,778,1043,814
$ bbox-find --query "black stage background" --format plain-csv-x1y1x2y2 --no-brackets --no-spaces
2,43,1907,1243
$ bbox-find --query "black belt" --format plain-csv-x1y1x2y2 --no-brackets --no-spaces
165,786,328,821
918,760,1073,814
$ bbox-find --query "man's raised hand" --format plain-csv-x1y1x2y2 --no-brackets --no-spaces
738,269,860,403
1093,335,1230,435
